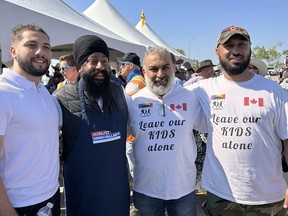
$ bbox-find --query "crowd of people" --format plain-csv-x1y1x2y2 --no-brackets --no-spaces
0,23,287,216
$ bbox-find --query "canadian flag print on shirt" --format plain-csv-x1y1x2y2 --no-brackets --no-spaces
244,97,264,107
169,103,187,111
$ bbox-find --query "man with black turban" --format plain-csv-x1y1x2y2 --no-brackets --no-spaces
53,35,130,215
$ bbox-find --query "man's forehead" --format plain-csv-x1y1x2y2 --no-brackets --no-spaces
87,52,107,59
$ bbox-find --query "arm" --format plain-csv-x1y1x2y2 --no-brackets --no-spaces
0,136,18,216
282,139,288,208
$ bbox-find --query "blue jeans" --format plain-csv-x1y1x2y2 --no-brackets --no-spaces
133,191,196,216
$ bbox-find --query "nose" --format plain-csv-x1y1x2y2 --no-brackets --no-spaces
95,61,106,70
34,46,51,60
156,68,165,78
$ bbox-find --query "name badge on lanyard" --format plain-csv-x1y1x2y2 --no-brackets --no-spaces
91,130,121,144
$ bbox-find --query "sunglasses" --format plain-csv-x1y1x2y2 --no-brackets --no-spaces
60,66,74,73
120,62,131,66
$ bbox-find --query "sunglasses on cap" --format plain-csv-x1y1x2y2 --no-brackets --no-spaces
120,62,131,66
60,66,74,73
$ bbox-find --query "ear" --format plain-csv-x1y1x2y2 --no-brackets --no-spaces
215,47,220,59
172,64,176,72
10,46,17,59
142,67,146,75
73,66,78,72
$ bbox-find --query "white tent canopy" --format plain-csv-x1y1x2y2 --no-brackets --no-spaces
83,0,158,49
83,0,192,65
0,0,146,64
135,18,193,65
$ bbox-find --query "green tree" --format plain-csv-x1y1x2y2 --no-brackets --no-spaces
176,49,185,56
252,42,286,68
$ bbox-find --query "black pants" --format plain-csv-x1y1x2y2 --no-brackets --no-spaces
15,188,61,216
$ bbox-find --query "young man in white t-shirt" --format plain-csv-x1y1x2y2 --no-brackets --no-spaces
0,24,60,216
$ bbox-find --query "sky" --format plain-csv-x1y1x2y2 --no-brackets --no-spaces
64,0,288,64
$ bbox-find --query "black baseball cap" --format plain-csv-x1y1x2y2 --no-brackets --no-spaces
116,52,141,67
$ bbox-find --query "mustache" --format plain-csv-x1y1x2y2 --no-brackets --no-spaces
231,53,243,58
91,68,109,76
154,76,168,82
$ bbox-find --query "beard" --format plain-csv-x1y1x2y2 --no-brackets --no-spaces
145,72,174,96
17,55,50,77
220,50,251,76
82,68,112,109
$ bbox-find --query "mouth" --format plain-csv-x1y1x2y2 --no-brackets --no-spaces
229,55,243,63
155,77,168,86
33,58,47,67
94,71,105,80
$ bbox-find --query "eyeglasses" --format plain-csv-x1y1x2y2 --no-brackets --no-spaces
120,62,131,66
157,98,166,117
60,66,74,73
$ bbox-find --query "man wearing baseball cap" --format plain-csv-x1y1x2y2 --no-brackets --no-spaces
186,25,288,215
117,52,146,96
117,52,146,216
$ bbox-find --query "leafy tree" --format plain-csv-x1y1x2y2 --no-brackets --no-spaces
176,49,185,56
252,42,287,68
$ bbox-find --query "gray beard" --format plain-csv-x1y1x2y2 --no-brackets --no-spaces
145,73,175,96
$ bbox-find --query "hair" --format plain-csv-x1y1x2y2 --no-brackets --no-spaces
143,46,171,65
59,54,76,67
11,23,50,45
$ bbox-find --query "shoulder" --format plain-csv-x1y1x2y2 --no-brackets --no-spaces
110,80,124,91
53,82,78,101
129,75,146,87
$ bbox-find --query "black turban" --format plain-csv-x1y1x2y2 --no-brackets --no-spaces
72,35,110,69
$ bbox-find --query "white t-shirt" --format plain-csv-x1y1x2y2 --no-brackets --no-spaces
186,74,288,205
0,68,60,207
127,84,206,200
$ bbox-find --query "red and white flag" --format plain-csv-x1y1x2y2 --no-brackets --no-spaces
244,97,264,107
170,103,187,111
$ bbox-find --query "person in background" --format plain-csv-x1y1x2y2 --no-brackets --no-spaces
117,52,146,216
127,46,206,216
213,65,222,76
110,66,125,86
184,59,215,86
186,67,195,80
248,58,268,77
170,52,184,86
53,35,130,215
57,54,78,89
116,52,146,175
0,23,60,216
41,69,52,86
280,67,288,83
186,25,288,215
46,63,64,93
280,69,288,91
177,65,187,82
117,52,146,96
1,63,7,75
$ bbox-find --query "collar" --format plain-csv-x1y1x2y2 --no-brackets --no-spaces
126,69,142,82
2,68,42,89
